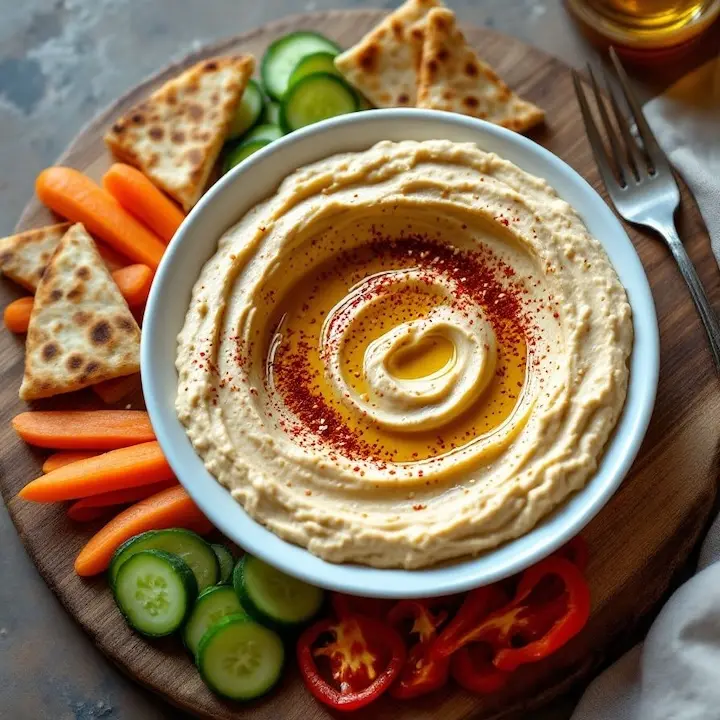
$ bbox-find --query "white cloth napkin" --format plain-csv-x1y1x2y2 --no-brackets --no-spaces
571,56,720,720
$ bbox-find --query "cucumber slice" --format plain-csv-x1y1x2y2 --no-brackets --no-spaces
222,140,271,175
233,555,324,629
113,550,197,637
109,529,218,592
263,101,281,126
228,79,265,139
183,585,246,656
211,544,234,584
197,615,284,700
288,51,340,89
280,73,358,133
244,124,284,144
262,31,341,100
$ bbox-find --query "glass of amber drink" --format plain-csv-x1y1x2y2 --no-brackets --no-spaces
566,0,720,49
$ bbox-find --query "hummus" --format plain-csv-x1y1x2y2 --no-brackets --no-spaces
176,140,633,569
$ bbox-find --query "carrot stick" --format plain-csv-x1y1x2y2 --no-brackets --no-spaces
43,450,102,473
4,297,34,333
68,477,178,512
67,505,113,523
12,410,155,449
92,374,140,405
35,167,165,269
19,441,173,502
74,485,211,576
103,164,185,244
111,264,153,307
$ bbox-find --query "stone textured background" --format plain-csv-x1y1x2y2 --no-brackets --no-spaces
0,1,711,718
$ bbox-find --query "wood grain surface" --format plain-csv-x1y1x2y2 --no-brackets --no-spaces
1,10,718,720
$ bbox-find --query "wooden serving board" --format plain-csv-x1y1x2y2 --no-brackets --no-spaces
1,9,718,720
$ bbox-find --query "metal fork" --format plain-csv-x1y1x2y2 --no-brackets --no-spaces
573,47,720,373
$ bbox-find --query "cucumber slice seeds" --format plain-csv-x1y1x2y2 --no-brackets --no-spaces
197,615,284,700
113,549,197,637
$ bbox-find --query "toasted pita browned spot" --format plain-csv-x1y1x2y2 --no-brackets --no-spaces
91,320,111,345
104,55,254,211
131,113,145,125
397,92,410,105
1,251,12,264
334,0,442,108
42,343,58,361
19,224,140,400
416,7,544,133
67,354,83,371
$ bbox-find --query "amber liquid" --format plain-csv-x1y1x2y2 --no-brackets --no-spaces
569,0,720,47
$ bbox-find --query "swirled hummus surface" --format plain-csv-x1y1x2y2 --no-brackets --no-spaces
176,140,633,569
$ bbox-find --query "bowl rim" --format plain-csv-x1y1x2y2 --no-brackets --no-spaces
142,108,659,598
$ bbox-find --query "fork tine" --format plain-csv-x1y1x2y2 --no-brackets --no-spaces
609,47,668,172
601,63,645,181
587,64,627,186
572,70,621,195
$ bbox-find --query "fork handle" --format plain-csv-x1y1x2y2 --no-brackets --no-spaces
658,221,720,374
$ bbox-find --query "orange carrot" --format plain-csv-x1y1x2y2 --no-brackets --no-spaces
3,297,34,333
19,441,173,502
12,410,155,449
103,164,185,243
111,264,153,307
67,504,113,523
43,450,102,473
68,478,178,514
74,485,211,576
92,374,140,405
35,167,165,269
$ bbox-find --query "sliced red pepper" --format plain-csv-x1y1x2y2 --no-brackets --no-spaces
432,583,510,659
493,556,591,671
387,600,450,699
433,557,590,673
297,614,406,711
451,644,511,694
331,592,395,621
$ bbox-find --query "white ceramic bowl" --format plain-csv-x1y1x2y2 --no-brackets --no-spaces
142,109,659,598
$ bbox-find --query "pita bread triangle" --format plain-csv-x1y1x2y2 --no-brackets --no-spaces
334,0,442,108
20,224,141,401
0,223,71,292
416,8,544,133
105,54,254,212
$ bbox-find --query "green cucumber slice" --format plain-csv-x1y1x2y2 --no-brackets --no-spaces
244,124,284,144
261,31,341,100
222,140,271,175
211,544,234,584
197,615,284,700
288,51,341,89
263,101,281,126
228,79,265,139
109,529,218,592
280,73,358,133
233,555,324,629
113,549,197,637
183,585,246,656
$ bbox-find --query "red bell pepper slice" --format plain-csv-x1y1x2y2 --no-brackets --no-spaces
451,644,511,694
432,556,590,673
330,592,395,621
493,556,591,671
387,600,450,699
297,614,406,711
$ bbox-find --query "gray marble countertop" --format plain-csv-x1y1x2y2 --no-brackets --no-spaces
0,2,710,718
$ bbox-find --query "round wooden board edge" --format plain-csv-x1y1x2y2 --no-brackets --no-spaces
3,10,715,720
